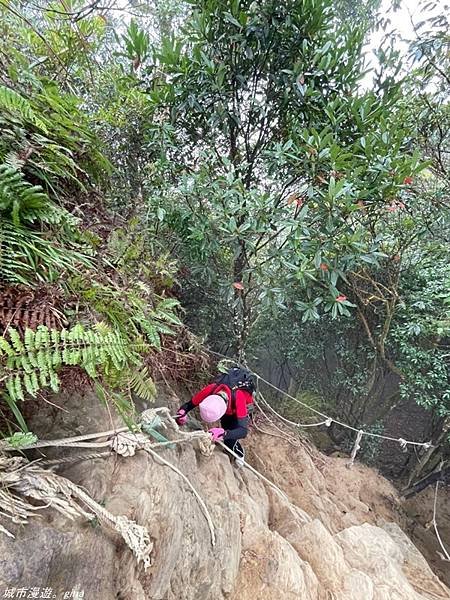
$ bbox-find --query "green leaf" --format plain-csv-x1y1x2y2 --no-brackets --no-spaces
5,431,37,448
3,391,28,430
224,13,242,28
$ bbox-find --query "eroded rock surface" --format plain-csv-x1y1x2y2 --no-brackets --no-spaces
1,390,449,600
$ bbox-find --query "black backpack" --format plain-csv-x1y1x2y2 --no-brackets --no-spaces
214,366,256,397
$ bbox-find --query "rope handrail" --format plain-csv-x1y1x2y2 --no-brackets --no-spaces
257,373,432,448
206,348,433,450
0,409,217,558
2,404,448,567
257,392,332,429
217,440,309,526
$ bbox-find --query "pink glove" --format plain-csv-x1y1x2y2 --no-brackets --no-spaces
176,408,188,426
209,427,225,442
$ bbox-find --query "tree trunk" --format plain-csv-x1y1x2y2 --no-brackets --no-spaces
404,416,450,488
233,240,249,365
403,464,450,499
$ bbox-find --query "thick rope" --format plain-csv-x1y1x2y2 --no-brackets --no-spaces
29,418,296,542
5,413,448,571
0,408,193,453
253,396,303,447
217,441,309,525
0,427,130,451
217,441,288,502
252,419,287,441
0,408,212,565
112,431,212,457
1,359,433,452
32,434,210,461
0,407,210,455
257,373,432,447
143,445,216,546
257,392,332,430
2,396,445,565
197,435,215,457
0,456,153,568
259,395,331,428
62,476,153,568
35,434,215,545
41,451,112,467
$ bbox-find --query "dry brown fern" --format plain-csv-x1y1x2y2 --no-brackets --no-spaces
0,285,67,334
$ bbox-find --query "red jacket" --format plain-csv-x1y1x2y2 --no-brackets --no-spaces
191,383,253,419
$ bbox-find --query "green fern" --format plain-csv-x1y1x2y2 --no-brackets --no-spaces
0,163,69,226
4,431,37,448
4,151,26,171
139,320,162,348
0,85,47,132
0,221,92,285
0,164,91,285
0,324,144,403
151,298,183,326
0,323,157,418
127,366,156,401
72,277,182,349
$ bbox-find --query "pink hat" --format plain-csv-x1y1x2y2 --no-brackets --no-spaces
199,394,227,423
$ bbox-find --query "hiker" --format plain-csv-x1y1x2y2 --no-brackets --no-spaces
175,366,255,464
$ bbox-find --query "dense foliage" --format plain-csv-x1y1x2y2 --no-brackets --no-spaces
0,0,448,480
0,1,187,435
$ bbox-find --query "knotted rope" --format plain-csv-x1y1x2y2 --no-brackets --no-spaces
0,406,216,565
0,455,153,568
2,397,446,572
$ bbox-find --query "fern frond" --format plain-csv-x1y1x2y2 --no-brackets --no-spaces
139,321,161,348
153,298,182,325
127,367,156,402
93,321,112,335
0,221,92,285
1,325,143,404
0,337,14,357
155,298,180,311
154,322,176,336
9,329,24,353
0,85,47,132
0,163,64,226
4,151,25,171
154,310,182,326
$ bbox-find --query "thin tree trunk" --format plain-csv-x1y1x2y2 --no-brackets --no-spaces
404,417,450,488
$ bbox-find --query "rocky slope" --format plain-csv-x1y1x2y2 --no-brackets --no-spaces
1,389,449,600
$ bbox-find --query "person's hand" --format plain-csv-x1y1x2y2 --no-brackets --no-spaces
208,427,225,442
176,408,188,426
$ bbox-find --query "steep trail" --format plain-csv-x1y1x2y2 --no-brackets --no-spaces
0,388,449,599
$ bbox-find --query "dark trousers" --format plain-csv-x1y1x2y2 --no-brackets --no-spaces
220,414,245,457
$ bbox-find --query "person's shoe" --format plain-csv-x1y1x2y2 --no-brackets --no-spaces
233,441,245,468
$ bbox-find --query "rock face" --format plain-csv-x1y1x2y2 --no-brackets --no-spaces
1,390,449,600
